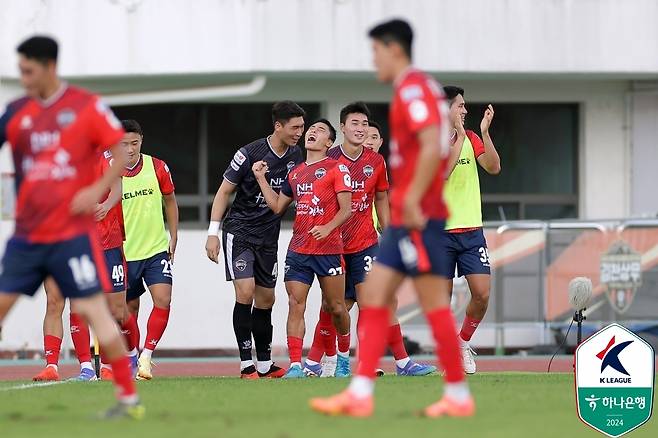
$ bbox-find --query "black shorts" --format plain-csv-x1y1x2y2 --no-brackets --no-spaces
222,231,278,289
344,244,378,301
126,251,173,301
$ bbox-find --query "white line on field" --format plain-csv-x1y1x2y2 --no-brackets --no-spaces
0,381,68,392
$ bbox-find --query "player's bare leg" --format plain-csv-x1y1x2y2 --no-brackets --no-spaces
284,280,311,378
310,263,402,416
414,275,474,417
33,279,65,381
253,285,284,378
137,283,171,379
457,274,490,374
0,293,20,328
73,293,143,418
318,274,351,377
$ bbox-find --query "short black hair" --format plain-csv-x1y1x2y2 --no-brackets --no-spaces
368,19,413,60
310,118,336,142
339,102,371,125
16,36,58,64
272,100,305,127
121,119,143,136
443,86,465,104
368,120,382,135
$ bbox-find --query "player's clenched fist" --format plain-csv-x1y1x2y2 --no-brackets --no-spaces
252,160,269,179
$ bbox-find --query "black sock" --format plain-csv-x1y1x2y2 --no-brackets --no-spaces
252,307,273,362
233,302,253,362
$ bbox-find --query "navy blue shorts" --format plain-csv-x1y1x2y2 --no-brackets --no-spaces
283,250,344,286
437,228,491,278
126,251,173,301
222,232,278,289
104,246,127,293
344,244,378,301
0,233,111,299
377,220,448,277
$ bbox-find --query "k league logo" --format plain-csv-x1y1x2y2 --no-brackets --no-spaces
575,323,654,437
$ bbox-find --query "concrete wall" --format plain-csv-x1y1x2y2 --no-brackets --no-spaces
2,0,658,77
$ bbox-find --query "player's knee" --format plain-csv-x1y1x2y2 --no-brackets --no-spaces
46,295,65,314
472,287,490,307
328,301,347,317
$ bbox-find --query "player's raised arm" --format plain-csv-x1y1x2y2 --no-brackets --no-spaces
252,160,292,214
205,179,237,263
476,104,501,175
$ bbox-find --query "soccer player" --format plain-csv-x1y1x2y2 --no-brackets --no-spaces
32,161,138,382
121,119,179,380
363,120,384,153
0,36,143,419
305,104,436,378
252,119,352,379
441,85,501,374
310,19,474,418
205,101,304,379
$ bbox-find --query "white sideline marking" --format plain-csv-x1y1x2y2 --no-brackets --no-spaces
0,381,68,392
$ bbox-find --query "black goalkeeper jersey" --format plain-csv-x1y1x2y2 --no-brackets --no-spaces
221,137,303,245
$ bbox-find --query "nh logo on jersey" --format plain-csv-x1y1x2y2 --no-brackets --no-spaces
296,183,313,196
270,177,285,188
575,323,654,437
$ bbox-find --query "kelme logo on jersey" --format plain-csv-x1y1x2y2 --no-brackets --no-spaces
575,323,654,437
363,165,374,178
315,168,326,179
123,188,155,200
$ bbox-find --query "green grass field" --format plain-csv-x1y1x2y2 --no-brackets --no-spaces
0,373,655,438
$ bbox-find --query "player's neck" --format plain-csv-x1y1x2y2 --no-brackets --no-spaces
306,150,327,164
341,141,363,160
393,61,413,86
268,134,289,157
38,78,64,103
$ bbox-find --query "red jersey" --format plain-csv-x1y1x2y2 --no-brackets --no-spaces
281,157,351,255
388,68,450,226
96,151,125,250
123,154,175,194
0,85,124,243
328,146,388,253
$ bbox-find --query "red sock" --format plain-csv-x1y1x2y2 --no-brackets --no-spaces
459,316,481,342
307,320,325,363
109,355,137,401
355,307,389,378
121,313,139,351
144,306,170,351
44,335,62,367
70,313,91,363
337,332,351,355
427,307,464,383
387,324,409,360
287,336,303,365
322,311,337,357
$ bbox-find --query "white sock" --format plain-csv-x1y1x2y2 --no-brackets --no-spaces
46,364,58,371
119,394,140,405
80,361,93,371
128,348,138,357
337,350,350,358
240,360,254,371
290,361,301,369
305,359,319,366
348,376,375,398
140,349,153,360
100,363,111,370
257,360,273,374
325,355,337,363
395,357,411,368
444,382,471,403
